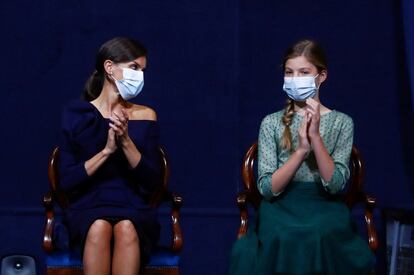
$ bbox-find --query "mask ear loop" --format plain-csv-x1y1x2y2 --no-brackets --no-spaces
109,71,116,81
108,62,124,82
106,65,123,97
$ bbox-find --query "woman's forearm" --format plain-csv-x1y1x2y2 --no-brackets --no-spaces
311,135,335,182
84,149,112,176
120,137,142,168
271,148,308,193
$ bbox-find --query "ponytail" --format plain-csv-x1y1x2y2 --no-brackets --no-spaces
82,70,104,101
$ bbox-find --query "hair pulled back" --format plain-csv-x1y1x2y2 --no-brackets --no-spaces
83,37,147,101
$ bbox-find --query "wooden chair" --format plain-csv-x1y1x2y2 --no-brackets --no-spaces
236,142,378,252
43,146,183,275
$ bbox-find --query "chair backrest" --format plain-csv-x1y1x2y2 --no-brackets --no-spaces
241,142,365,209
48,146,170,209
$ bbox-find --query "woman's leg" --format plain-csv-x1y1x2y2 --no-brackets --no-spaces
112,220,140,275
83,219,113,275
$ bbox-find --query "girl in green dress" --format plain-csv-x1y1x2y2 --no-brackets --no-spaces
229,40,373,275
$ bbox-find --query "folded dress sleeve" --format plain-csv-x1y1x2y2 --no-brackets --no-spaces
58,101,104,192
129,122,163,196
58,130,89,192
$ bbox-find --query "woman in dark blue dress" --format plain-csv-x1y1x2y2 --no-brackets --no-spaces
58,37,162,274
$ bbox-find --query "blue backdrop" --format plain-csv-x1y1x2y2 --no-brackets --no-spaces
0,0,412,274
403,0,414,109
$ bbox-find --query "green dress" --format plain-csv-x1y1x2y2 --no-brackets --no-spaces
229,110,374,275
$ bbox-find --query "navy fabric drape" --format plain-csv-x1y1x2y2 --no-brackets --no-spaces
403,0,414,110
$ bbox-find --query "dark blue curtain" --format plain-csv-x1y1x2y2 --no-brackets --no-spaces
399,0,414,207
403,0,414,111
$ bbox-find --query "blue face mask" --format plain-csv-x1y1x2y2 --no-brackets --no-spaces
283,74,319,101
113,67,144,100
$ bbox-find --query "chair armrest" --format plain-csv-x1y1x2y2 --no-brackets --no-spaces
43,191,55,252
171,193,183,252
364,195,378,252
236,187,263,239
156,189,183,252
345,191,379,252
237,191,249,239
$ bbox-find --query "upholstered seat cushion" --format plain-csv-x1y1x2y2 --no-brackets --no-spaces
45,251,82,268
146,248,180,267
46,247,180,268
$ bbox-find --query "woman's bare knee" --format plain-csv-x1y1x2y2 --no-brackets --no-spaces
113,220,139,246
86,219,112,245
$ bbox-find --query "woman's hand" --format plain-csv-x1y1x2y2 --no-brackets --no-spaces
102,128,117,155
109,108,142,168
109,108,130,144
305,98,321,140
297,112,311,154
304,99,335,182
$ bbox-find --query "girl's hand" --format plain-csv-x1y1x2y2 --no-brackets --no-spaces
103,128,117,155
109,108,129,141
305,98,321,140
297,111,311,154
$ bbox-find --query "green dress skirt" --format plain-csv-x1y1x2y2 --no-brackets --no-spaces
229,181,374,275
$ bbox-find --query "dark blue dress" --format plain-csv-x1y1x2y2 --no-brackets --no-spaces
58,100,162,261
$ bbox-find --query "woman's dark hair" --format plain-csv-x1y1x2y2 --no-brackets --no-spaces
281,39,327,151
82,37,147,101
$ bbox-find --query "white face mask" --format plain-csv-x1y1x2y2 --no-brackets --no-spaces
283,74,319,101
113,67,144,100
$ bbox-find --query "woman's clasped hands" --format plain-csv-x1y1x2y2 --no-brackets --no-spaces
104,108,130,154
298,98,321,154
109,108,130,139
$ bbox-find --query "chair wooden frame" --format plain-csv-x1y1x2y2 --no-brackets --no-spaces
43,146,183,275
236,142,378,252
